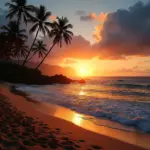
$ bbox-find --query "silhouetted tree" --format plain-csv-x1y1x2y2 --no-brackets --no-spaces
12,40,29,64
28,40,47,61
5,0,35,26
0,21,27,59
0,32,7,59
36,17,73,69
22,5,52,66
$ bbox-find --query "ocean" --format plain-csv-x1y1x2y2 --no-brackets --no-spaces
15,77,150,133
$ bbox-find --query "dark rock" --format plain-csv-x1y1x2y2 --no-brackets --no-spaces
79,79,86,84
0,61,85,85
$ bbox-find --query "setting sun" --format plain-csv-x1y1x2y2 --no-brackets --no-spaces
76,65,93,77
79,67,88,76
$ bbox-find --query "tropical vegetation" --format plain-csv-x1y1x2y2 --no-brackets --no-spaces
0,0,73,69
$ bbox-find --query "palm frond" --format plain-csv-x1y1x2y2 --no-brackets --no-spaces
29,23,38,33
44,26,51,36
43,12,52,21
27,16,37,23
65,30,74,36
32,40,47,58
6,0,35,26
20,29,26,33
37,5,46,19
25,5,37,12
6,9,18,19
49,16,73,48
18,34,28,39
40,25,46,36
5,2,16,8
0,25,10,32
44,22,53,27
63,24,73,29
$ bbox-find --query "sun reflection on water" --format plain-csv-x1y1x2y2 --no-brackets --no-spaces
79,86,86,96
72,113,82,125
79,91,84,95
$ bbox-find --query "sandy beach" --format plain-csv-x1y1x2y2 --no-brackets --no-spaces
0,84,148,150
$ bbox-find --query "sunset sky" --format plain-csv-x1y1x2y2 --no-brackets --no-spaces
1,0,150,76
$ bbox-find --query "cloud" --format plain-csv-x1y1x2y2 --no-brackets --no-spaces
43,35,98,60
43,0,150,61
93,24,103,42
80,12,107,22
50,15,56,21
78,11,108,43
76,2,150,60
94,1,150,59
76,10,86,15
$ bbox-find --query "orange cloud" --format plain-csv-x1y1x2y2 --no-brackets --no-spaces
50,15,56,21
80,12,108,42
80,12,107,22
90,12,107,22
93,13,108,42
93,24,103,42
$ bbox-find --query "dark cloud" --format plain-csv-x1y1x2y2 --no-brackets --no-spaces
79,12,107,22
76,10,86,16
79,12,95,21
80,15,93,21
95,1,150,59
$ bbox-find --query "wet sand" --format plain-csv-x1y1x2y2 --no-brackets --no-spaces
0,85,148,150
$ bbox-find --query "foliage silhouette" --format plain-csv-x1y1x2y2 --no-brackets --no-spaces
22,5,52,66
36,17,73,69
6,0,35,25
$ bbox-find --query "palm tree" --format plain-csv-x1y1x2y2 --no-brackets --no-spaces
19,41,29,58
22,5,52,66
0,32,13,60
5,0,35,25
28,40,47,61
0,32,7,58
33,40,47,58
12,40,29,64
36,17,73,69
0,21,27,57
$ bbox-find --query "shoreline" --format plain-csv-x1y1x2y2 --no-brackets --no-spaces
11,84,150,149
0,84,149,150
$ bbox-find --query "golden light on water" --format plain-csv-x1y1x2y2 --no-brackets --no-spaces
72,114,82,125
79,86,85,96
79,91,84,95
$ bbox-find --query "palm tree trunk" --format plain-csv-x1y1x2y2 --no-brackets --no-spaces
35,43,56,69
27,51,36,61
22,28,40,66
